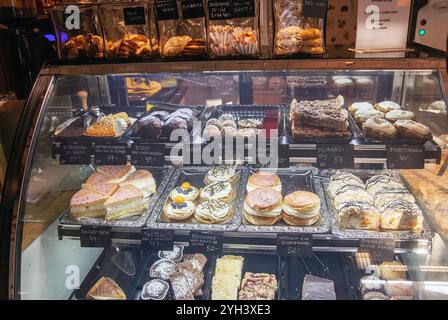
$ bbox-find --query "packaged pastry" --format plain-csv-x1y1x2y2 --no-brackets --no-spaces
206,0,260,58
50,4,104,59
155,0,207,58
99,2,154,59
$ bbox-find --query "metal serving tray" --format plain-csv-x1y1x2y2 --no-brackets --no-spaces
147,166,249,231
319,169,434,240
59,166,175,228
237,167,331,234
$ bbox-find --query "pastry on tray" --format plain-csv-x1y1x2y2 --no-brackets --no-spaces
199,181,236,204
119,169,156,198
169,272,194,300
243,187,282,225
238,118,262,129
365,172,404,195
360,275,388,300
141,279,169,300
348,102,375,114
337,201,381,231
212,255,244,300
378,261,407,280
380,199,423,233
384,281,414,300
246,171,282,192
84,112,131,137
385,110,415,123
353,109,384,125
194,199,232,224
70,186,114,218
333,185,375,210
182,254,207,272
163,196,196,221
96,165,136,184
176,264,204,297
86,277,126,300
104,185,148,221
374,187,416,208
328,171,365,198
291,123,352,139
162,35,192,57
282,190,321,226
374,101,402,113
150,258,178,281
238,272,278,300
394,119,432,141
169,182,199,202
362,117,397,140
204,166,239,185
158,245,184,262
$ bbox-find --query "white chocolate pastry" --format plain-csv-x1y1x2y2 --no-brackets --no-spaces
366,172,404,195
200,181,234,203
348,102,375,114
333,185,375,210
385,110,415,123
195,199,231,224
380,199,423,233
205,166,237,184
328,171,365,197
374,101,402,113
374,188,416,208
169,182,199,201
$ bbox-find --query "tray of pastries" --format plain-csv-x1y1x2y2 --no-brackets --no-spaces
321,169,434,239
348,101,433,145
238,167,331,234
59,165,174,228
147,166,249,231
288,96,355,144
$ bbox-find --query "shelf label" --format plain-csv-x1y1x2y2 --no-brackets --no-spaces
131,143,165,166
181,0,205,19
123,6,147,25
208,0,233,20
93,143,127,165
189,231,223,254
277,233,313,257
316,144,354,169
141,228,174,251
59,142,91,165
232,0,255,18
358,238,395,262
302,0,327,18
80,226,111,247
386,145,425,169
155,0,179,21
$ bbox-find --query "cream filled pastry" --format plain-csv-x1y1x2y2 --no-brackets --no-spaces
163,196,196,221
204,166,238,185
194,199,231,224
333,185,374,210
243,187,282,225
328,171,365,197
200,181,235,204
119,169,156,198
246,171,282,192
281,191,321,226
170,182,199,202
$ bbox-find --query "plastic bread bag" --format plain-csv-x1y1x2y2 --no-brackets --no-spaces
99,1,154,59
206,0,260,58
155,0,207,58
50,4,104,60
273,0,325,56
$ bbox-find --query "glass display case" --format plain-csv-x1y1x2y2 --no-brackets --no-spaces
1,58,448,300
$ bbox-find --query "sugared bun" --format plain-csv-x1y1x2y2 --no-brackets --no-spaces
246,171,282,192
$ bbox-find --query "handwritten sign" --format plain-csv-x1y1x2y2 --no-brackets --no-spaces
123,6,146,25
131,143,165,166
94,143,127,165
80,226,111,247
181,0,205,19
141,228,174,251
232,0,255,18
208,0,232,20
189,231,223,254
303,0,327,18
359,238,395,262
59,143,91,165
317,144,354,169
386,145,424,169
155,0,179,20
277,233,313,257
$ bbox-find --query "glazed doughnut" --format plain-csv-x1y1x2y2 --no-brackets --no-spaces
394,120,432,141
362,117,397,140
374,101,401,113
385,110,415,123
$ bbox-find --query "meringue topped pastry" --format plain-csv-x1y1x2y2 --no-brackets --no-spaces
164,196,195,221
170,182,199,202
200,181,235,203
204,166,238,185
195,199,231,224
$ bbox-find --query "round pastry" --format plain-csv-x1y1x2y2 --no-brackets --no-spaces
169,182,199,201
348,102,375,114
246,171,282,192
200,181,235,204
204,166,238,185
221,119,237,129
163,196,196,221
282,191,320,226
150,110,170,121
378,261,407,280
238,118,262,129
194,199,232,224
354,109,384,124
328,171,365,197
218,114,235,123
203,125,222,138
385,110,415,123
374,101,402,113
243,187,282,225
362,117,397,140
206,118,222,130
394,120,432,141
135,115,163,138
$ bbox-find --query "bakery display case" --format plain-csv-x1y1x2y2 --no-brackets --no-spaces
1,58,448,300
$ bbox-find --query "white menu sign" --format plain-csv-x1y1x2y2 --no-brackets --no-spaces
355,0,411,58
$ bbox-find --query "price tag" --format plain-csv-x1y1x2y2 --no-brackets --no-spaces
189,231,223,254
277,233,313,257
386,145,425,169
232,0,255,18
59,142,92,165
141,228,174,251
302,0,327,19
80,226,111,247
316,144,354,169
181,0,205,19
155,0,179,21
123,6,147,25
207,0,232,20
358,238,395,263
94,143,127,165
131,143,165,166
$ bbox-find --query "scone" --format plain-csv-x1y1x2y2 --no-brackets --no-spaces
374,101,402,113
328,171,365,197
243,187,282,225
378,261,407,280
333,185,375,210
194,199,232,224
362,117,397,140
204,166,239,185
337,202,381,231
169,182,199,202
348,102,375,114
246,171,282,192
163,196,196,221
282,191,320,226
380,199,423,233
385,110,415,123
394,120,432,141
200,181,236,204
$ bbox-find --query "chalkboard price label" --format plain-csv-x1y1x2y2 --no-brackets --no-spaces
123,6,146,25
131,143,165,166
155,0,179,21
316,144,354,169
94,143,127,165
59,142,92,165
232,0,255,18
277,233,313,257
189,231,223,254
358,238,395,263
80,226,111,247
181,0,205,19
141,229,174,251
386,145,425,169
208,0,232,20
302,0,327,19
